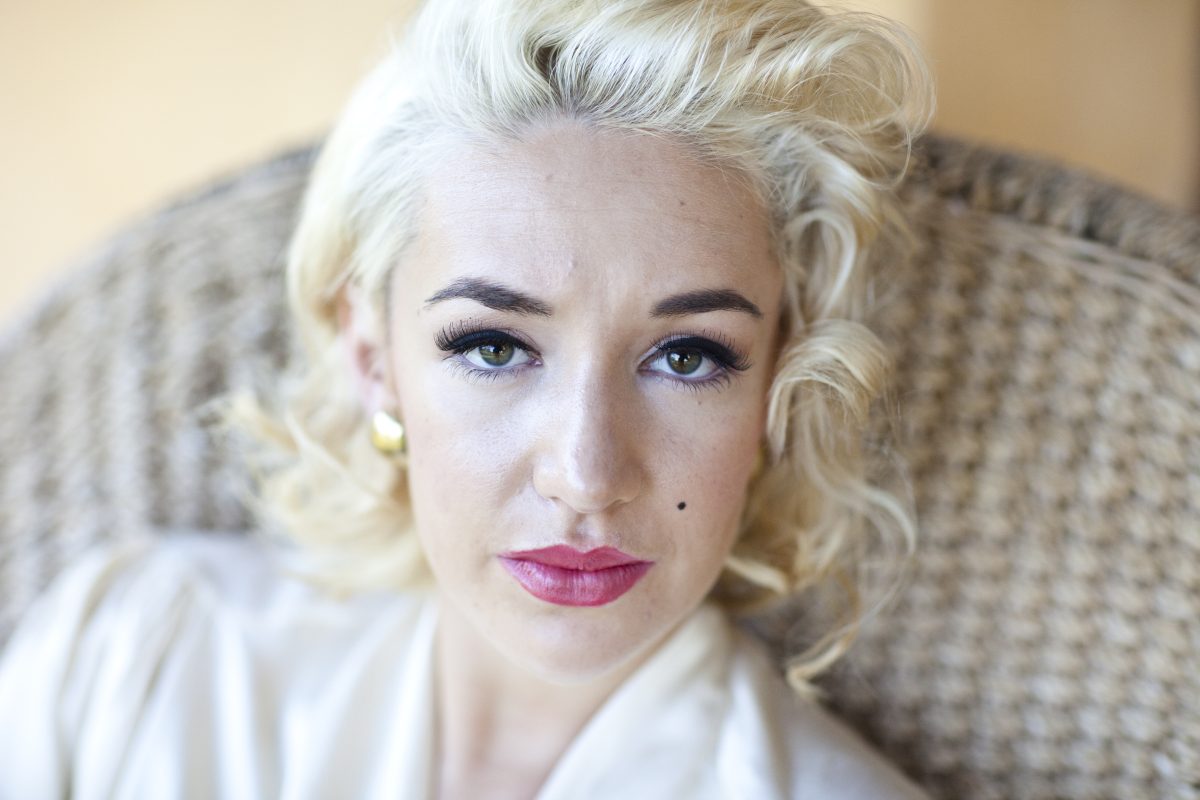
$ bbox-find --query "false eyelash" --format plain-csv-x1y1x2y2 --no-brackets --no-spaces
650,331,753,373
435,321,539,357
637,331,752,394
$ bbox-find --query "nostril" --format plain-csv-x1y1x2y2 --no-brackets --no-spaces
531,382,645,513
531,442,643,514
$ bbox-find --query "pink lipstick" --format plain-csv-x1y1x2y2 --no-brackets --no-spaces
499,546,653,607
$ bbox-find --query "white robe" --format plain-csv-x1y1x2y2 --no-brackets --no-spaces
0,534,928,799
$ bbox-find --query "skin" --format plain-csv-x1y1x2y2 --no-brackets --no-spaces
340,120,783,799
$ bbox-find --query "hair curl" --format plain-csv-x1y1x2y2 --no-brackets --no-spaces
227,0,933,695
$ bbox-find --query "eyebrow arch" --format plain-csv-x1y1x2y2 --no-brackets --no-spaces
424,279,762,320
651,289,763,319
424,277,553,316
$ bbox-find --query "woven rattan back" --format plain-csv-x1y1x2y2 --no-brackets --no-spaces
0,137,1196,798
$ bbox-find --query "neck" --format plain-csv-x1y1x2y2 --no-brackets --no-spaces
431,596,643,800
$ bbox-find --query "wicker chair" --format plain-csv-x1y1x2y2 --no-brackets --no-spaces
1,135,1196,799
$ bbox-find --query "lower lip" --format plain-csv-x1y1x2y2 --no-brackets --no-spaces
499,558,653,607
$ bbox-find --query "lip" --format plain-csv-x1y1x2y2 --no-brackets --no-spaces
499,546,654,607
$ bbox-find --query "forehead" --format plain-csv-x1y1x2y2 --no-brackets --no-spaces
410,121,780,303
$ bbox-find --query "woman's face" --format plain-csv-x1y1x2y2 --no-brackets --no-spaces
350,121,783,682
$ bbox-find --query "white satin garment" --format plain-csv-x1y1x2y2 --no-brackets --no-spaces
0,534,928,799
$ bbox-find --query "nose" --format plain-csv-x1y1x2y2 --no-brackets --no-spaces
532,368,644,515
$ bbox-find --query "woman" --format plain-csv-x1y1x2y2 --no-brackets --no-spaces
0,0,933,797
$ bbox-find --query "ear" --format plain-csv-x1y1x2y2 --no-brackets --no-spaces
336,282,398,415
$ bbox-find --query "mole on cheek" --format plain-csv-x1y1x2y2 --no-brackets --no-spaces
677,501,687,510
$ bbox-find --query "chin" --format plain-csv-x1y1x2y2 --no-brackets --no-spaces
495,604,667,685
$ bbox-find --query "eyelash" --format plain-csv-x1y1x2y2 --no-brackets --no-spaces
435,323,541,382
434,322,751,390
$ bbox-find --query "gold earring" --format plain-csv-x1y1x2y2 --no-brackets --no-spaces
369,410,407,455
751,445,768,480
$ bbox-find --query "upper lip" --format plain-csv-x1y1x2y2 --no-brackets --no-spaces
500,545,650,571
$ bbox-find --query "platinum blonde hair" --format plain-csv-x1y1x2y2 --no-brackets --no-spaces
230,0,933,693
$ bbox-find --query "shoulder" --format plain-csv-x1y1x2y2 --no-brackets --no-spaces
0,531,433,797
719,627,929,800
0,534,212,795
22,531,428,632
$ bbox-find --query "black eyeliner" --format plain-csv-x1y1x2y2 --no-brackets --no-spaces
435,322,537,356
654,333,752,372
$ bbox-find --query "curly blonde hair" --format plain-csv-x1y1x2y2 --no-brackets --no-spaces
229,0,933,693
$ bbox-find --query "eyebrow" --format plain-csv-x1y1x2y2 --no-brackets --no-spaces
424,278,762,320
424,277,553,316
651,288,763,319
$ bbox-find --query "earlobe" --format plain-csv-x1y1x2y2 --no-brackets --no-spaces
336,284,397,415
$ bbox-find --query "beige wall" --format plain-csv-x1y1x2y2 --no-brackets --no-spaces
928,0,1200,210
1,1,1197,321
0,0,417,321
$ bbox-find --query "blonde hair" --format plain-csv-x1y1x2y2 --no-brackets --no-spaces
229,0,933,694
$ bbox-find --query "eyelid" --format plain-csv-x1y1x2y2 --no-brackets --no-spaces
435,321,540,357
435,321,542,386
636,332,753,393
648,332,753,373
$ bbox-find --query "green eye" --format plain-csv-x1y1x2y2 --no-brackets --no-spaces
667,349,703,375
478,342,515,366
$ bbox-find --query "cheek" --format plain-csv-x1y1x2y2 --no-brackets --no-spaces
651,401,765,561
659,390,763,493
397,368,533,560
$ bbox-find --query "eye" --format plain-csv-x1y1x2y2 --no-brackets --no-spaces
652,346,719,379
435,323,539,378
643,334,751,386
463,339,534,370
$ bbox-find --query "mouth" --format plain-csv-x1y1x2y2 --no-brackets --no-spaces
498,546,654,607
